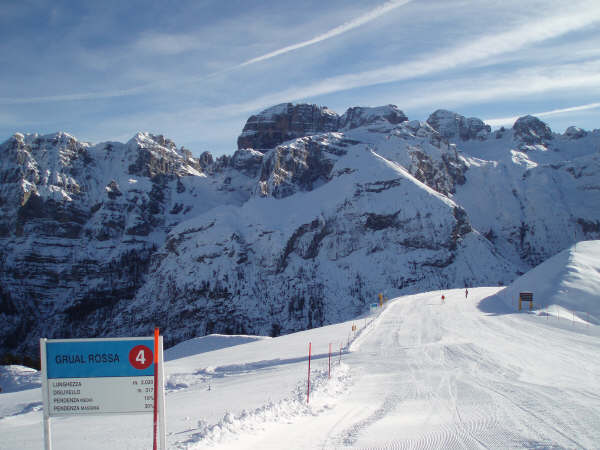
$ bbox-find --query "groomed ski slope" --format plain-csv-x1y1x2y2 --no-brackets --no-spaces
1,286,599,449
186,287,599,449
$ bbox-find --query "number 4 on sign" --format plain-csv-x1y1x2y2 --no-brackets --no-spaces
129,345,153,370
136,349,146,365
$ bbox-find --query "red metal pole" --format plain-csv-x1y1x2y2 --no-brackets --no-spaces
153,328,159,450
307,342,311,404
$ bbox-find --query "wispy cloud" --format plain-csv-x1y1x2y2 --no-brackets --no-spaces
0,0,415,105
394,60,600,109
87,57,600,139
158,1,600,116
0,85,149,105
134,32,208,56
2,0,599,112
235,0,414,68
192,56,600,124
485,102,600,127
260,2,600,102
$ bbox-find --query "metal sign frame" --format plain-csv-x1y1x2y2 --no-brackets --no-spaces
40,335,166,450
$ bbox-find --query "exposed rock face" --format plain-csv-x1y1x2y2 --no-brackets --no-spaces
1,104,599,364
339,105,408,130
395,120,467,196
122,142,510,345
564,126,587,140
127,133,203,178
231,149,264,178
257,134,346,198
237,103,409,151
512,115,553,146
0,132,253,359
427,109,491,141
237,103,339,151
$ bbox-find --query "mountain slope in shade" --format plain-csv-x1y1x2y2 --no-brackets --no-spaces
122,135,512,344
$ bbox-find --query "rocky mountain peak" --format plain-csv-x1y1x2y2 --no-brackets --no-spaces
0,132,91,195
231,148,264,178
426,109,490,141
256,134,346,199
564,126,587,140
237,103,411,151
125,132,202,179
237,103,339,151
512,115,553,145
128,132,179,153
339,105,408,130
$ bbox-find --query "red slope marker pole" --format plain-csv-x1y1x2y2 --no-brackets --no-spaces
307,342,312,404
328,343,331,379
153,327,159,450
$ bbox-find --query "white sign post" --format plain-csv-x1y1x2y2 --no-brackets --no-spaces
40,332,166,450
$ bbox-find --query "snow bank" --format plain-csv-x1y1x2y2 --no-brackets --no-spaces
501,240,600,323
181,363,351,449
165,334,270,361
0,365,40,394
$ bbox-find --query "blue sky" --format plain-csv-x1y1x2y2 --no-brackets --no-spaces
1,0,599,156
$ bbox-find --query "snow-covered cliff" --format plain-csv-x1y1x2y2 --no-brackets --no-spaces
1,104,599,361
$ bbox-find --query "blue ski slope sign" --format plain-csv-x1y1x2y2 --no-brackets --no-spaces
46,338,154,379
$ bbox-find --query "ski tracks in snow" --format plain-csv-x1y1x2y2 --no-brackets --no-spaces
320,289,599,448
176,288,600,448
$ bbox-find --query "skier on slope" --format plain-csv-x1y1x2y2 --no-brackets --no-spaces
465,288,469,299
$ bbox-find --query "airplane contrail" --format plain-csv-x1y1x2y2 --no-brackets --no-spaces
236,0,414,68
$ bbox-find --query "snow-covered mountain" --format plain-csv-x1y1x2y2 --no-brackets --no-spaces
1,104,599,361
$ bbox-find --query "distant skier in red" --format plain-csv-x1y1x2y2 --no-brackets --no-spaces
441,294,445,303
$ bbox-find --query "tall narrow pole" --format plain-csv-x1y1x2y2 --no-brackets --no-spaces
153,328,159,450
158,335,166,450
307,342,312,404
40,338,52,450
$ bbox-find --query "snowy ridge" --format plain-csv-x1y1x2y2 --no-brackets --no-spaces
1,104,600,361
0,365,40,394
165,335,270,361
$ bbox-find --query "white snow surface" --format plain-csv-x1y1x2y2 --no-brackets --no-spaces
1,241,599,449
501,240,600,323
165,334,270,361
